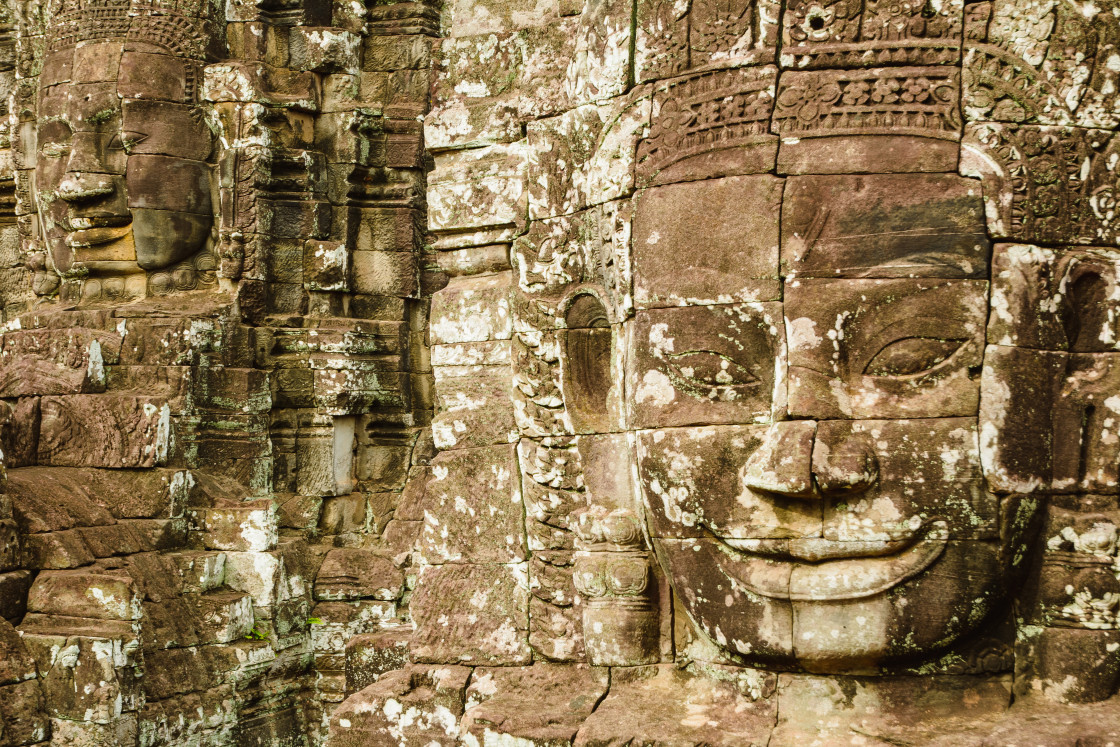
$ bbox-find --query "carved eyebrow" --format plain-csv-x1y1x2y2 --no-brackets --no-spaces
824,228,975,240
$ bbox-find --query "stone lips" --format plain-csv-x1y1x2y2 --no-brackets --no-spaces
707,520,950,601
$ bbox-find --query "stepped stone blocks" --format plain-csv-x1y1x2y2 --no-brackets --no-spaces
333,0,1120,742
0,0,438,742
0,0,1117,743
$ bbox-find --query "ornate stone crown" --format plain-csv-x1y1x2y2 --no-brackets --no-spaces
48,0,218,58
780,0,963,69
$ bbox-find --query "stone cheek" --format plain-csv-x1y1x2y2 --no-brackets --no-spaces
653,537,796,662
638,424,787,539
979,344,1069,495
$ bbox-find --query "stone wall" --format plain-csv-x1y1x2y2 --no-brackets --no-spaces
330,0,1120,743
0,0,438,744
0,0,1119,744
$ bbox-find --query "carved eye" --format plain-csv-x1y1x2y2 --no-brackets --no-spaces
108,132,148,151
40,142,70,159
864,337,965,377
667,350,760,389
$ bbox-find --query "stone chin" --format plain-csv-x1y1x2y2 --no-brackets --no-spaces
652,527,1004,671
131,209,212,271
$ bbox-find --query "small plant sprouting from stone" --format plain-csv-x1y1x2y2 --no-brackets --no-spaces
87,109,115,125
307,617,324,625
244,624,268,641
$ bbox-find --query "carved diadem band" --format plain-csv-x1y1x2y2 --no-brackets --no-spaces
773,66,961,141
637,66,778,185
781,0,963,68
48,0,216,58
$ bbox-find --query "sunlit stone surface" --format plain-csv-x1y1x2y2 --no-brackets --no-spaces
0,0,1118,744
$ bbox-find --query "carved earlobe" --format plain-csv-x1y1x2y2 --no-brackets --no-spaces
562,293,612,433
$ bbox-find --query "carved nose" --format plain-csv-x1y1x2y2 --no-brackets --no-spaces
58,173,114,202
811,429,879,494
743,421,879,499
743,421,817,498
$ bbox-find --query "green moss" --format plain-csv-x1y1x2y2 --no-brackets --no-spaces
87,109,116,126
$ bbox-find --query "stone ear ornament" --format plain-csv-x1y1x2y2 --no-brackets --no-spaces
573,507,660,666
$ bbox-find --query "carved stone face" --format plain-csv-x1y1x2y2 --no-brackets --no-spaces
625,171,1039,671
35,39,213,292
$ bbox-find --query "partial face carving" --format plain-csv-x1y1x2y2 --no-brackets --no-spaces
35,38,213,293
626,172,1042,670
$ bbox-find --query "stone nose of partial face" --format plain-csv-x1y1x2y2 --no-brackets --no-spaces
742,421,817,498
743,422,880,499
58,173,114,202
811,432,879,494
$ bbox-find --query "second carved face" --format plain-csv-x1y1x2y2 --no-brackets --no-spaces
35,37,213,294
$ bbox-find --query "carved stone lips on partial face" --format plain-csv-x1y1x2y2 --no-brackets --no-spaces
65,216,133,248
718,519,949,601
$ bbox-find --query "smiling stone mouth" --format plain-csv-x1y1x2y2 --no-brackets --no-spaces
713,520,949,601
65,218,133,248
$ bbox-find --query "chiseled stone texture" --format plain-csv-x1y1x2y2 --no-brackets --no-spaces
461,663,608,745
410,562,531,665
418,444,526,564
329,665,471,746
1,0,436,739
5,0,1120,740
576,665,777,746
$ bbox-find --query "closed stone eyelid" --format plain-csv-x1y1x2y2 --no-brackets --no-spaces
847,304,976,376
665,349,761,386
862,336,968,377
